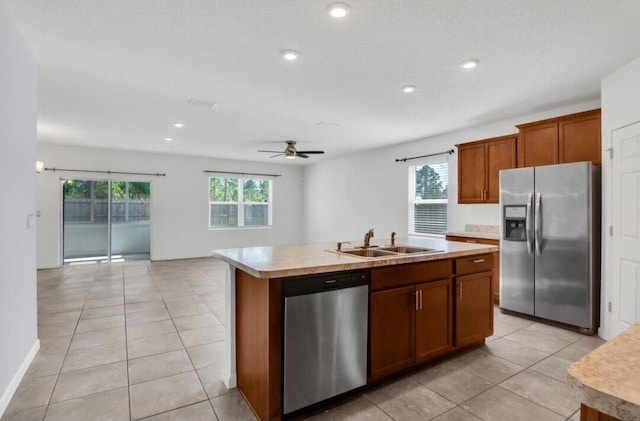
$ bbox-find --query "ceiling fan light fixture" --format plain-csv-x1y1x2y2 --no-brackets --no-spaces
327,2,350,18
285,150,296,159
402,85,416,93
281,50,299,61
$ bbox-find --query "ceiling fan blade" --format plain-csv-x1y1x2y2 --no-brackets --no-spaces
296,153,309,159
258,150,284,153
296,150,325,154
270,153,284,158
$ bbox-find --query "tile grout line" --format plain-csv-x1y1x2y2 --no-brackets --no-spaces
138,265,216,420
40,264,99,420
121,264,133,421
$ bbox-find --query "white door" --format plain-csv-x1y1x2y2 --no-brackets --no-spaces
610,121,640,337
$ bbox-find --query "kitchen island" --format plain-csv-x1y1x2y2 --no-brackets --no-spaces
213,237,498,421
568,322,640,421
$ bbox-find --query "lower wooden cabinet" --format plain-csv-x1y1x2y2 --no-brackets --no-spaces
369,279,453,381
370,285,415,380
415,279,454,363
579,404,621,421
455,271,493,348
446,235,500,304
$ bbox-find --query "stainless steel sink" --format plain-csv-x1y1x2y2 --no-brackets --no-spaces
339,248,396,258
329,244,443,259
378,245,441,254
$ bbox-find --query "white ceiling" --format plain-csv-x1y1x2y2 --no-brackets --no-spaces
6,0,640,164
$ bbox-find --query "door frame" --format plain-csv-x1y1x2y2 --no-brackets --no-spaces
604,118,640,339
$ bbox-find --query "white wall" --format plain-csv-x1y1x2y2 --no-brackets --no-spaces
600,54,640,339
37,144,305,268
303,100,601,244
0,2,39,415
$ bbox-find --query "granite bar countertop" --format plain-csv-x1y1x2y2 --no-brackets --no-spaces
567,323,640,421
212,237,498,279
446,224,500,241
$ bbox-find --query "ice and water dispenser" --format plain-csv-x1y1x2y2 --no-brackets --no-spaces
503,205,527,241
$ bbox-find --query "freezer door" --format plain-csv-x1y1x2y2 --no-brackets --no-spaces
534,162,593,328
500,167,535,315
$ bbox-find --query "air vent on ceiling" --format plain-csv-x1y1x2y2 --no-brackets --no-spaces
188,98,218,109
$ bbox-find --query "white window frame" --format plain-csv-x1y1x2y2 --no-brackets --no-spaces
408,161,449,237
209,177,273,229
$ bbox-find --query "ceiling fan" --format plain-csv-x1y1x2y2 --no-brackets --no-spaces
258,140,325,159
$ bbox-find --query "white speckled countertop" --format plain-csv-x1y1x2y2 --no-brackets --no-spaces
567,323,640,421
212,237,498,279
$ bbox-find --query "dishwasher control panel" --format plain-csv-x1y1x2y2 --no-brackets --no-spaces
282,271,369,297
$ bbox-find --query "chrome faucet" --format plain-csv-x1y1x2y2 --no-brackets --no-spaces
336,241,351,251
363,228,375,248
391,231,396,246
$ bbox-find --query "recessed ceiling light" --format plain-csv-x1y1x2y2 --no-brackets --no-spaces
460,59,479,69
164,137,173,142
173,122,184,128
327,2,350,18
402,85,416,93
281,50,299,61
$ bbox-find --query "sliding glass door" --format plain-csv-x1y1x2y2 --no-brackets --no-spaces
109,182,151,261
62,179,151,264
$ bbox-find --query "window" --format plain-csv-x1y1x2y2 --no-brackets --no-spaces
209,177,272,228
409,162,448,235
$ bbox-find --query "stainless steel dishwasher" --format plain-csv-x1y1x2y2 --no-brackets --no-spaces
282,271,369,415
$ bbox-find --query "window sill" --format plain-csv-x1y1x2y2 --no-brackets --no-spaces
209,226,272,231
408,233,446,239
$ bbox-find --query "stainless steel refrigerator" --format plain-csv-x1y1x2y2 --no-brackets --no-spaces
499,161,600,333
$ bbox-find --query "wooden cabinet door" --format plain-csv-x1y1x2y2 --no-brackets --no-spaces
415,279,453,363
458,143,486,203
559,111,601,165
518,122,559,167
447,237,501,305
370,286,415,380
455,272,493,348
485,136,516,202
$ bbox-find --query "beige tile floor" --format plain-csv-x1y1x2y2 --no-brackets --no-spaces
1,258,605,421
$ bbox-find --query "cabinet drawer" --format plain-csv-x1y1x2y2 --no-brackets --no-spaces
455,254,493,276
371,260,452,291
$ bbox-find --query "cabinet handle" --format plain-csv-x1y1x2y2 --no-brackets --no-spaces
419,290,423,310
414,291,419,310
473,259,485,263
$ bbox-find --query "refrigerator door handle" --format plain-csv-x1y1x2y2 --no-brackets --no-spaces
526,192,533,254
534,192,542,255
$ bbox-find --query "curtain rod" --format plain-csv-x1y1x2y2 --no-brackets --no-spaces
395,149,455,163
203,170,281,178
44,168,166,177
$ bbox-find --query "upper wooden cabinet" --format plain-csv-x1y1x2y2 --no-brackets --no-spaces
457,134,517,204
517,109,601,167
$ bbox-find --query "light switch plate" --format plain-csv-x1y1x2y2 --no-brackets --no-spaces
26,214,35,230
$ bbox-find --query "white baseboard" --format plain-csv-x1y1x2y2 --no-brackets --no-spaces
0,340,40,417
